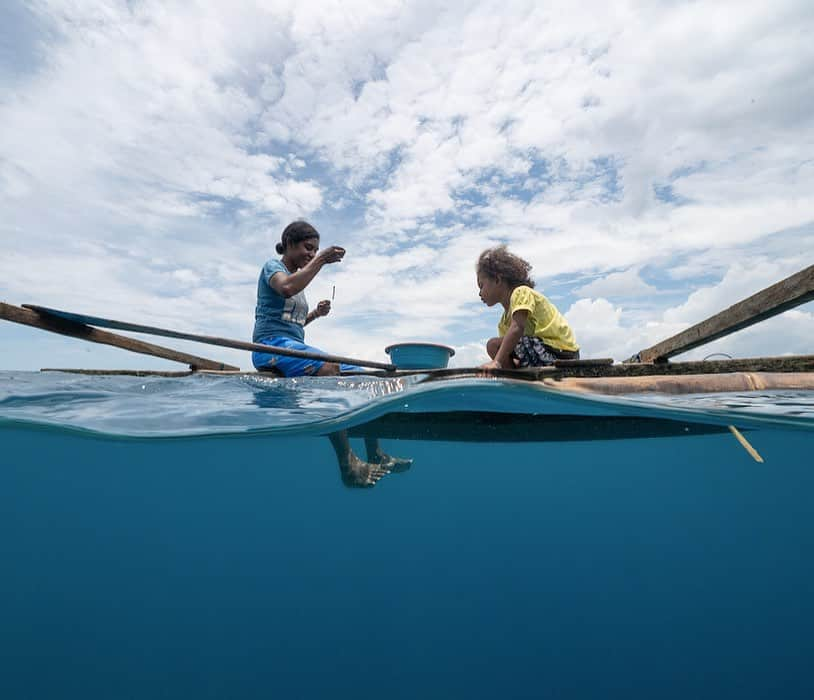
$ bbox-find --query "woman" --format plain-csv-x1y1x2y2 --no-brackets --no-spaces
253,220,354,376
252,220,410,487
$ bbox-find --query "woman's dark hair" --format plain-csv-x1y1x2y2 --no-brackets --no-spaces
276,220,320,255
476,245,535,289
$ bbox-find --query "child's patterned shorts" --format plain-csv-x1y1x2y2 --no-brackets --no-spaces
514,337,580,367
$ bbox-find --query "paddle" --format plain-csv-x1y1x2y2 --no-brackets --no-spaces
21,304,397,371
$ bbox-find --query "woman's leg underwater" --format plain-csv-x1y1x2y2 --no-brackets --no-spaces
328,431,391,487
364,437,413,473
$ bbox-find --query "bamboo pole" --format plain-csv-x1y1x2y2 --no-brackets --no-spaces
728,426,764,463
18,303,397,371
1,302,239,371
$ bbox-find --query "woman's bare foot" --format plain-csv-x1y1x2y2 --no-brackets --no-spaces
340,453,391,488
369,452,413,473
364,437,413,474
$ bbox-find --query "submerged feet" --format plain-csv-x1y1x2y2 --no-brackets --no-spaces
368,452,413,474
330,433,414,488
339,451,413,488
340,453,392,488
364,437,413,475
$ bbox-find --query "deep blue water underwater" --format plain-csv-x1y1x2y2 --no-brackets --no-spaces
2,371,814,699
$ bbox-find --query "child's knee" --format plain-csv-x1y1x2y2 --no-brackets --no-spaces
486,337,501,358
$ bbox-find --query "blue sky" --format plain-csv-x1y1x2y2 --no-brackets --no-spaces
1,0,813,371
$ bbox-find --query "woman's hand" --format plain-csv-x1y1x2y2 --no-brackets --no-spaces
479,359,501,370
316,246,346,265
315,300,331,317
306,300,331,325
274,246,346,298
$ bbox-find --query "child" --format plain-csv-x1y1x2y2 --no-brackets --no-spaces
476,245,580,369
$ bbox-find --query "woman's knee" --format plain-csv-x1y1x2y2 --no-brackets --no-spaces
317,362,340,376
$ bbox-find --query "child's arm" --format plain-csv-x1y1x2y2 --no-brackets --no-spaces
484,309,529,369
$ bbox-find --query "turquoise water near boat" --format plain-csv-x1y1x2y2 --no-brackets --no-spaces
2,371,814,699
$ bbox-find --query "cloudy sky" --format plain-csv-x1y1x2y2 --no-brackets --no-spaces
1,0,812,371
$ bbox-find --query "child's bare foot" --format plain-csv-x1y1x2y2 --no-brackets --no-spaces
340,453,391,488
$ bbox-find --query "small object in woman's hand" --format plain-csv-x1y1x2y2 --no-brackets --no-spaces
332,285,335,300
317,300,331,317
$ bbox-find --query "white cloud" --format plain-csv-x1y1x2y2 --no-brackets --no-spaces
564,298,630,360
662,258,807,327
678,307,814,360
575,268,658,299
567,260,814,364
1,0,813,370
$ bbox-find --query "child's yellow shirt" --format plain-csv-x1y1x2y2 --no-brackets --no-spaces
498,286,579,352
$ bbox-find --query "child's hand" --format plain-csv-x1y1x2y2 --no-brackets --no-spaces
315,300,331,317
479,359,501,370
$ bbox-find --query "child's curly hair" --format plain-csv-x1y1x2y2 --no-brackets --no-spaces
476,245,535,289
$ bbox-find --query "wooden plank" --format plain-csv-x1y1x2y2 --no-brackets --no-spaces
22,303,396,371
561,354,814,378
0,303,239,371
42,356,814,381
41,369,194,377
622,355,814,375
549,371,814,395
354,354,814,380
630,264,814,363
31,366,814,395
552,358,613,367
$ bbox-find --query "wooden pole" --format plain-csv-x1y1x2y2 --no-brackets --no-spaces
728,426,765,463
630,264,814,363
0,303,239,371
19,303,397,371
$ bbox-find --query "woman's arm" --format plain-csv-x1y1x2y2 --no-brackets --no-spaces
270,246,345,298
305,300,331,325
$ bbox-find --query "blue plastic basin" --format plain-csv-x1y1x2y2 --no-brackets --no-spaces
384,342,456,370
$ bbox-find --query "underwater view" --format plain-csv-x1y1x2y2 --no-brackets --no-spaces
2,371,814,699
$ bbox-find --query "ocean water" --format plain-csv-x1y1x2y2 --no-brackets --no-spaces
2,370,813,699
